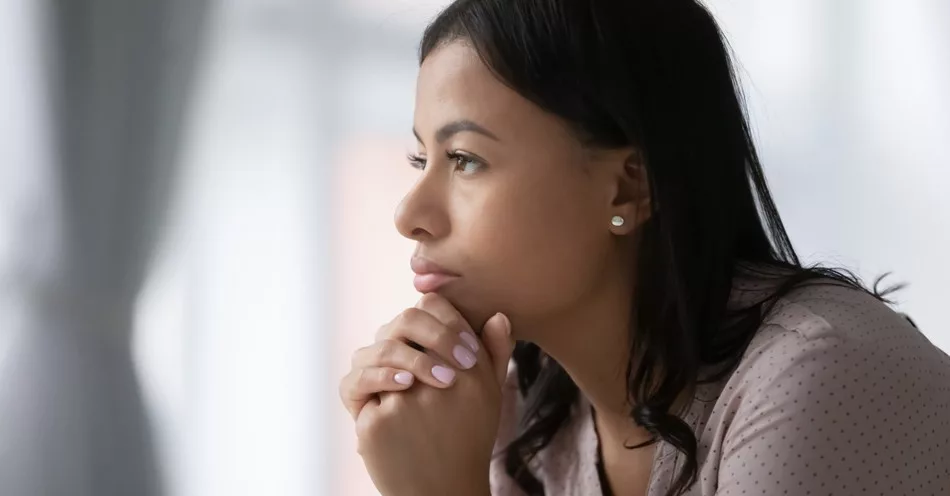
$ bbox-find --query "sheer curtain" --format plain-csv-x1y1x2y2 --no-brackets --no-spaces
0,1,208,495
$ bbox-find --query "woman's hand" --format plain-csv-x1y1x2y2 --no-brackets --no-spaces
339,293,514,496
339,293,485,419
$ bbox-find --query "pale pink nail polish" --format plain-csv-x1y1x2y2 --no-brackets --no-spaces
460,331,480,353
431,365,456,384
394,371,414,385
453,345,477,369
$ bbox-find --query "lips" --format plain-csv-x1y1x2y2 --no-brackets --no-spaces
410,256,460,293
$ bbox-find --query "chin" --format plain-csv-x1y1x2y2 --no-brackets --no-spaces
438,289,498,333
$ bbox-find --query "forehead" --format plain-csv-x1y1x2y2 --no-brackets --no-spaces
414,42,536,135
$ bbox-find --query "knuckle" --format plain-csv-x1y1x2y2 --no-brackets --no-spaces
337,375,350,400
446,315,464,332
408,352,430,373
393,310,409,328
375,367,392,384
399,306,425,324
350,345,369,367
416,292,439,308
341,369,361,396
385,391,409,413
374,339,395,362
374,323,390,341
433,329,456,349
355,367,371,390
393,308,433,345
416,293,442,310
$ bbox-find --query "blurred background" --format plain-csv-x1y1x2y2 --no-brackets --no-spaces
0,0,946,495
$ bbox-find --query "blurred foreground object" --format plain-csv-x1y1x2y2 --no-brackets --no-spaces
0,1,207,495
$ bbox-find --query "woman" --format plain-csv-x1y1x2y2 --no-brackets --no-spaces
339,0,950,495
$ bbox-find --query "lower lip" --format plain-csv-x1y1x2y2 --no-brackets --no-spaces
413,273,460,293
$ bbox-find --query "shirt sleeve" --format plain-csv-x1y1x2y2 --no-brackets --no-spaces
715,327,950,496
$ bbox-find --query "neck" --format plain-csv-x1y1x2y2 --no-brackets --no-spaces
526,268,653,445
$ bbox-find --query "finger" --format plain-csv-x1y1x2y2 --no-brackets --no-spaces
352,338,458,389
377,294,480,356
376,307,479,371
413,293,478,349
354,394,381,448
339,366,414,419
480,312,515,386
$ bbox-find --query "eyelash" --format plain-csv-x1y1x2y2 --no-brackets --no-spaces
406,151,484,174
407,153,427,170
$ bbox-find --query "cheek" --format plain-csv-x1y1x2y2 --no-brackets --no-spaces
453,172,608,320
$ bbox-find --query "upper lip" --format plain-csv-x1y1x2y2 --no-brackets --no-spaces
410,256,460,276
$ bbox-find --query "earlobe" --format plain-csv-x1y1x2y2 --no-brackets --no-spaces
608,213,635,236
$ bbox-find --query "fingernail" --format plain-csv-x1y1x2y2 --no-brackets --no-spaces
394,371,414,385
431,365,456,384
460,331,480,353
497,313,511,337
453,345,477,369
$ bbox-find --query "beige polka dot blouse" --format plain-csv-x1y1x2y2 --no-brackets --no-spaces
489,280,950,495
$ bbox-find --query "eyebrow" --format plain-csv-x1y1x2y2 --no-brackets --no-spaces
413,119,501,144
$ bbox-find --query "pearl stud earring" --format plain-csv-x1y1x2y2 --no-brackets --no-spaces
611,215,625,227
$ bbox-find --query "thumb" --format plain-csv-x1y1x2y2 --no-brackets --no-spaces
481,312,515,386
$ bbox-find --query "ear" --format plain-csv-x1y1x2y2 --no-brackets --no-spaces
607,149,651,235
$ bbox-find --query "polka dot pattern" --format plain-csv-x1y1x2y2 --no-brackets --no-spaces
490,281,950,495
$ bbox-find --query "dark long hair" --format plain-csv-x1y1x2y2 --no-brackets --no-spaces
419,1,904,495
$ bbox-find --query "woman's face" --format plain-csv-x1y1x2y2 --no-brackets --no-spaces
397,41,643,336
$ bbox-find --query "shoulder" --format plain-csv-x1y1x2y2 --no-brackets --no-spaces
735,280,949,391
708,281,950,494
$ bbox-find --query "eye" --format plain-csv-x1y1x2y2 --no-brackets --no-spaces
407,153,427,170
447,151,484,175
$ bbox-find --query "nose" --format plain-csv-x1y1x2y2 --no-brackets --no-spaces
394,172,449,242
